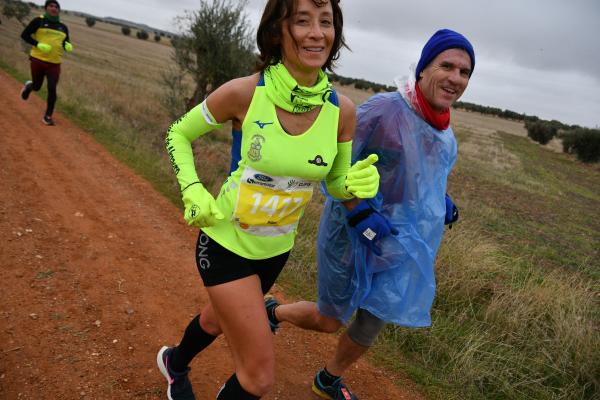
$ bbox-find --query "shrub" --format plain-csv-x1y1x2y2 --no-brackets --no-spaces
2,0,31,26
154,34,161,42
561,128,600,163
121,26,131,36
525,120,557,145
136,30,149,40
168,0,255,111
354,80,368,90
85,17,95,27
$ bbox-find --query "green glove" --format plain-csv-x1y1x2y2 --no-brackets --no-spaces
64,42,73,52
182,183,224,228
37,42,52,53
345,154,380,199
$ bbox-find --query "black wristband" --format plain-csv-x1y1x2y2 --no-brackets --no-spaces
347,208,374,227
182,181,201,192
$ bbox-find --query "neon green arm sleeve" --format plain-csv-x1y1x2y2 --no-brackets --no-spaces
325,140,354,200
165,100,223,191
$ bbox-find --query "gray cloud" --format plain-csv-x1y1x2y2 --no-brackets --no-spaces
339,0,600,81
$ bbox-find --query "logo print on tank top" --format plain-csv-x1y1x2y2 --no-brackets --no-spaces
248,134,265,162
253,120,273,129
308,155,328,167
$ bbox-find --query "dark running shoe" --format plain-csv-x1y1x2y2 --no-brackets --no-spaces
312,369,359,400
264,296,280,334
42,115,55,126
156,346,196,400
21,80,32,100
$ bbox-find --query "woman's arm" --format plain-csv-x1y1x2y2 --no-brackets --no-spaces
205,74,259,130
336,94,356,143
164,74,257,227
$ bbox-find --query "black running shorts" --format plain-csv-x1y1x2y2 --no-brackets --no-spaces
195,231,289,293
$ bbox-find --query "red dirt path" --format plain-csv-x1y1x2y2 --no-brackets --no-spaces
0,70,423,400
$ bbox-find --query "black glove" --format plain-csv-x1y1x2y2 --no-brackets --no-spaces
444,193,459,228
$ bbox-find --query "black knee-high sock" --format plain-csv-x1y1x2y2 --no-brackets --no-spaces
170,314,216,372
216,374,260,400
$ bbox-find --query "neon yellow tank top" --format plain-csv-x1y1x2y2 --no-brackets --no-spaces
202,74,340,259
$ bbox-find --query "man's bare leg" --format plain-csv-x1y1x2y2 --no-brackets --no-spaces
325,330,369,376
274,301,342,333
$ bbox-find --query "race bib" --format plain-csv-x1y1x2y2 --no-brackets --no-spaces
234,167,314,236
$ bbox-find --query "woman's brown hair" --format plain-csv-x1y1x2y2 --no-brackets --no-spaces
256,0,347,72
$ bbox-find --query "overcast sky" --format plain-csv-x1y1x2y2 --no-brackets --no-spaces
42,0,600,128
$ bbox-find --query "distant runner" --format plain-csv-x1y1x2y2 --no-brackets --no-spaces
20,0,73,126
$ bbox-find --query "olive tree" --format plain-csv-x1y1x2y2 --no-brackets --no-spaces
2,0,31,27
163,0,255,115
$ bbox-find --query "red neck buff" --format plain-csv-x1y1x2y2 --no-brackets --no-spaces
411,83,451,131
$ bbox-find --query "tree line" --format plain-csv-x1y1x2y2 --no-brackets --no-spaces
453,100,546,123
84,16,166,42
327,73,396,93
525,120,600,163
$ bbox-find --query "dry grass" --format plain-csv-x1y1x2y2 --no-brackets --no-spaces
1,10,598,400
452,109,527,138
458,128,522,174
377,225,599,400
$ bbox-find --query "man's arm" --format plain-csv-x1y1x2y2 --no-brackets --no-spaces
20,17,42,46
62,24,70,48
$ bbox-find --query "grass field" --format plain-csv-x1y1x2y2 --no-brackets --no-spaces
1,8,598,400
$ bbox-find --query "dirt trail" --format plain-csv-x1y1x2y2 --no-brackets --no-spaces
0,70,422,400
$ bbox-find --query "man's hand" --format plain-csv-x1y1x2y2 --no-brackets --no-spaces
345,154,379,199
36,42,52,53
347,201,398,256
182,184,224,228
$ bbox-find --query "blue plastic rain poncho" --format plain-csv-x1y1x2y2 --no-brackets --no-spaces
317,89,457,327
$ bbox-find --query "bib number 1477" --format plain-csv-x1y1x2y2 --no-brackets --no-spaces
250,193,303,219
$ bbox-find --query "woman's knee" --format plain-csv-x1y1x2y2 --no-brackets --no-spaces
237,354,275,395
199,308,221,336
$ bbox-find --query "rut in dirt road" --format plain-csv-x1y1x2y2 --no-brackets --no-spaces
0,71,422,399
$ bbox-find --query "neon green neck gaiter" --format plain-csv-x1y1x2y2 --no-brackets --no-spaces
263,63,332,114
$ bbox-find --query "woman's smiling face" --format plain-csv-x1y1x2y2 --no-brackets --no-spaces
281,0,335,78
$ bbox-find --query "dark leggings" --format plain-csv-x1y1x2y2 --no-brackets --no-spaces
30,57,61,116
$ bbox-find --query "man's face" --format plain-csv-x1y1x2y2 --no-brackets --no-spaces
46,3,60,17
418,48,471,111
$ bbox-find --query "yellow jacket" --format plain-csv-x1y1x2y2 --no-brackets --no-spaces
21,15,70,64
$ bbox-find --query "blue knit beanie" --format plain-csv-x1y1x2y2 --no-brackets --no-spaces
415,29,475,81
